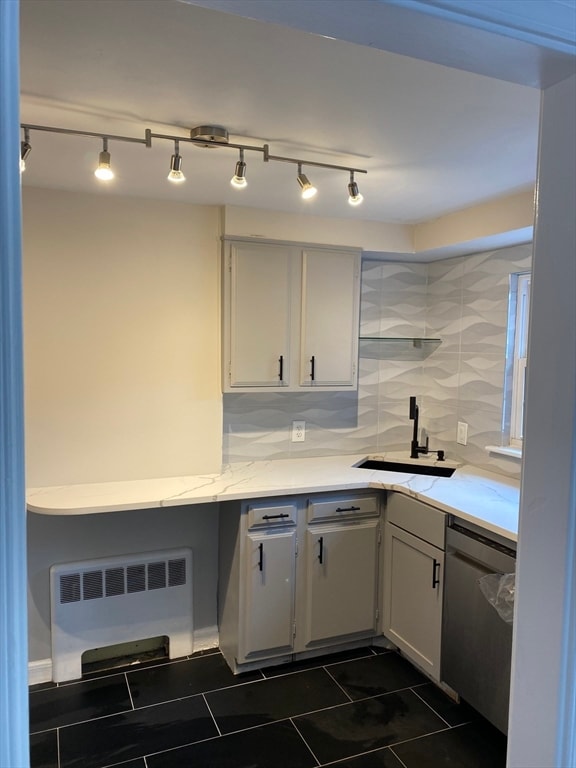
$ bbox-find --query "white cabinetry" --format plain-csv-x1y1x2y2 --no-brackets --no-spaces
222,240,361,392
383,493,445,680
219,500,298,671
219,491,381,673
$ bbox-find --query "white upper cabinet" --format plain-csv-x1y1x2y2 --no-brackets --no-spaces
223,240,361,392
299,249,359,387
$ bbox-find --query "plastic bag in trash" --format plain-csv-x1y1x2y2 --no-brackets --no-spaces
478,572,515,625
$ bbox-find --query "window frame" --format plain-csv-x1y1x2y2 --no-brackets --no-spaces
509,272,531,446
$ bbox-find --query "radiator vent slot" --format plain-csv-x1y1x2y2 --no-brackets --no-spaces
50,548,193,683
58,556,188,603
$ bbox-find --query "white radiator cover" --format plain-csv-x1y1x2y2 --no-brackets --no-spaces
50,548,193,682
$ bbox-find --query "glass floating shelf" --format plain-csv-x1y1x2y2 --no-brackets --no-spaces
359,336,441,344
358,336,441,360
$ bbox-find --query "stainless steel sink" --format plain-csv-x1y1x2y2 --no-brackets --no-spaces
356,458,456,477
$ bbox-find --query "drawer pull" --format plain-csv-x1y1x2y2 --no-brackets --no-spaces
432,558,441,589
262,513,290,521
258,542,264,572
318,536,324,564
336,505,361,513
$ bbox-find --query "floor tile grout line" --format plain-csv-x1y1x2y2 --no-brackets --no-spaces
202,692,223,737
290,716,322,767
319,744,406,767
261,650,377,680
410,685,454,728
323,667,354,703
389,745,410,768
124,671,136,711
57,726,61,768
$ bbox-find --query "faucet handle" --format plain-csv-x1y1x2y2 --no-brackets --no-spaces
437,449,445,461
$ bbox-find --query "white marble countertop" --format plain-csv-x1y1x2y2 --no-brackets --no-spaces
26,453,520,541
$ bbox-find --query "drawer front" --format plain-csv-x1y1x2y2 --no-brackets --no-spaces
247,501,298,529
386,493,445,549
307,493,379,523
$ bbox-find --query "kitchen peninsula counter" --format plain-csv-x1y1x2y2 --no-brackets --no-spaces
27,453,520,541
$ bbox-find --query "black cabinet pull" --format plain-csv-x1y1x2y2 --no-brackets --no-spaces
432,559,441,589
262,513,290,520
318,536,324,564
278,355,284,381
310,355,315,381
335,505,361,513
258,542,264,572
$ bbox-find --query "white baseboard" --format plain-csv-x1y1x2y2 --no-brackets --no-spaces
28,626,220,686
29,658,53,686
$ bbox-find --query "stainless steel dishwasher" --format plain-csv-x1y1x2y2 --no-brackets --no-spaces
441,518,516,734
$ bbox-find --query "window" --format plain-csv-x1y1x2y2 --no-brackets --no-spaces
509,273,531,446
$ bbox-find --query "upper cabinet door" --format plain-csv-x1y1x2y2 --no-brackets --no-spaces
226,242,294,388
299,249,360,387
223,240,361,392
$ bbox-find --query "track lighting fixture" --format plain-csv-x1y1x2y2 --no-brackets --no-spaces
230,149,247,188
348,171,364,206
94,138,114,181
19,122,367,205
20,128,32,173
297,164,317,200
167,140,185,183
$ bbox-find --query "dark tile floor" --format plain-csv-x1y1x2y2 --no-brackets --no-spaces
30,646,507,768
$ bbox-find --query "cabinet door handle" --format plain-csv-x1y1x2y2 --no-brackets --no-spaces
262,513,290,520
335,505,361,513
310,355,315,381
318,536,324,564
432,559,441,589
278,355,284,382
258,542,264,572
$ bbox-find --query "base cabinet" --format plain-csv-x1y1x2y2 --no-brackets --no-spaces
219,492,381,673
240,528,297,660
303,520,380,649
383,493,446,681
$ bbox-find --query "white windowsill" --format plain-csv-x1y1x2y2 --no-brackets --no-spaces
485,445,523,460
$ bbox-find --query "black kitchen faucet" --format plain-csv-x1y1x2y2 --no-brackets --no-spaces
409,396,429,458
409,396,445,461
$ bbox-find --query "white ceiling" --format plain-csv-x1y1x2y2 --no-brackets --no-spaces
19,0,543,225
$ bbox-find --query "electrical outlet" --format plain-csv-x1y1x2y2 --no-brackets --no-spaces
457,421,468,445
292,420,305,442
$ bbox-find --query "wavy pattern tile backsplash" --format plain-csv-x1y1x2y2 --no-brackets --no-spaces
223,243,532,478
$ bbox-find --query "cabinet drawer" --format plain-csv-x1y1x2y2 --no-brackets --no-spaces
307,493,379,523
386,493,445,549
247,501,298,529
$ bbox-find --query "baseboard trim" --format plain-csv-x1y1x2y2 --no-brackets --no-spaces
29,658,53,686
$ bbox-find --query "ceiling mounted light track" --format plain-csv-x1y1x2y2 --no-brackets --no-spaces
19,122,367,205
190,125,229,147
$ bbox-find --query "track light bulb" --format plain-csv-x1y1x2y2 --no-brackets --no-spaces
20,128,32,174
297,165,317,200
20,142,32,174
167,142,185,183
94,139,114,181
348,174,364,206
231,150,247,188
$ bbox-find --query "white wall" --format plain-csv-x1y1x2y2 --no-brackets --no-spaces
22,188,223,486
